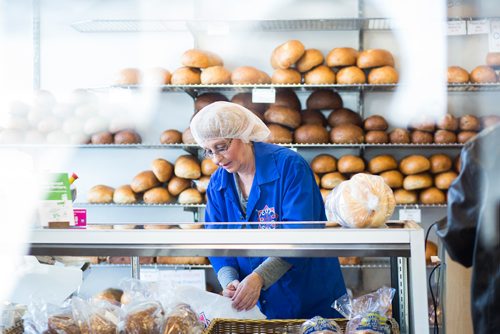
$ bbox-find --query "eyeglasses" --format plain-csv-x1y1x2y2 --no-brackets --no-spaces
203,139,233,159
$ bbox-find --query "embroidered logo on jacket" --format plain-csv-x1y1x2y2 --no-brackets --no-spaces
257,205,278,229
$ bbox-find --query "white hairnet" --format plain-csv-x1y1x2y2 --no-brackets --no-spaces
190,101,270,145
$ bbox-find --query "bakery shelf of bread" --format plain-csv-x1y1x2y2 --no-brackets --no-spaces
76,202,207,208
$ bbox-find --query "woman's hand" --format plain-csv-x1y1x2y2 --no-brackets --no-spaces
223,280,239,298
231,272,264,311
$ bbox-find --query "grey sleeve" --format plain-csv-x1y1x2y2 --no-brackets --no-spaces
253,257,292,290
217,266,239,289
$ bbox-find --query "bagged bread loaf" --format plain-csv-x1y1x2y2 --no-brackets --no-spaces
300,316,342,334
325,173,395,228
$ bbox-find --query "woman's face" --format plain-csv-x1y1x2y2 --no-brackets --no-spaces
203,138,249,173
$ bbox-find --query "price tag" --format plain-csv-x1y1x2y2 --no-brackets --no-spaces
489,20,500,52
140,268,160,282
467,20,490,35
252,88,276,103
159,270,206,290
447,21,467,35
399,208,421,223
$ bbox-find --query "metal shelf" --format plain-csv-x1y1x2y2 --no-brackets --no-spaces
75,202,206,208
396,204,447,208
447,83,500,92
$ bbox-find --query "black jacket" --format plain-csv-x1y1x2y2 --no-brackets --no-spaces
437,124,500,333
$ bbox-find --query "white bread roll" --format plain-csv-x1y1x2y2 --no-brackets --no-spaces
88,185,114,204
113,185,137,204
143,187,174,204
178,188,203,204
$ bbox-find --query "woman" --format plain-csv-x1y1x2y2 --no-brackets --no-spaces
190,101,346,319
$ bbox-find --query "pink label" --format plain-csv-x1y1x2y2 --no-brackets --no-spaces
73,209,87,228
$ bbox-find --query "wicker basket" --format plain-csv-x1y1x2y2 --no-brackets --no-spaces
204,318,400,334
2,320,24,334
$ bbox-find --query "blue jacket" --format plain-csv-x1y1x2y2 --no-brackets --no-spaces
205,142,346,319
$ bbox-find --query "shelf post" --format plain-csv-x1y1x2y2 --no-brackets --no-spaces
131,256,140,279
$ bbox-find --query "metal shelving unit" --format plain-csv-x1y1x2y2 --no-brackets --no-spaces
76,203,447,209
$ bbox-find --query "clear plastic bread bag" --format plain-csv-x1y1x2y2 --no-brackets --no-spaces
300,316,343,334
119,278,156,306
119,300,164,334
333,287,396,334
325,174,395,228
162,303,204,334
71,297,120,334
23,299,79,334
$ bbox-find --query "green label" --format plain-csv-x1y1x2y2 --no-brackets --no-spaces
42,173,72,201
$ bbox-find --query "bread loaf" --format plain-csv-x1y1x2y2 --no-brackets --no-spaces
171,67,201,84
434,130,457,144
365,130,389,143
296,48,324,72
273,89,301,111
131,171,160,193
47,314,80,334
304,65,336,84
160,129,183,144
114,129,142,144
321,172,346,189
403,173,433,190
152,159,173,183
338,257,361,265
379,170,404,189
409,117,436,132
368,155,398,174
294,124,329,143
368,66,399,84
124,303,164,334
195,175,211,193
264,106,302,129
91,131,113,144
231,93,268,114
143,67,171,85
410,130,434,144
181,49,223,68
457,131,477,143
459,114,480,131
167,176,191,196
399,155,431,175
231,66,271,84
174,155,201,179
420,187,446,204
336,66,366,84
88,185,114,204
314,173,320,186
264,124,293,144
436,113,459,131
195,93,228,112
435,171,458,190
326,47,358,67
94,288,123,305
182,128,197,144
337,155,365,173
363,115,388,131
327,108,363,127
425,241,438,264
272,68,302,84
301,109,328,126
271,40,305,69
470,65,497,83
430,154,452,174
306,90,343,110
310,154,337,174
201,158,218,176
357,49,395,68
178,188,203,204
113,185,137,204
389,128,411,144
116,68,141,85
394,189,418,204
447,66,470,83
200,66,231,84
156,256,209,265
486,52,500,67
330,124,364,144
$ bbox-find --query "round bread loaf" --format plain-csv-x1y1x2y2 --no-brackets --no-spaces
114,129,142,144
178,188,203,204
486,52,500,67
394,189,418,204
389,128,411,144
272,68,302,84
47,315,80,334
160,129,183,144
470,65,497,83
337,155,365,173
273,89,301,111
113,185,137,204
368,155,398,174
411,130,434,144
425,241,438,264
264,124,293,144
301,109,328,126
88,185,115,204
379,170,404,189
447,66,470,83
174,155,201,179
296,48,324,72
123,303,163,333
314,173,320,186
91,131,114,144
264,106,302,129
143,187,174,204
201,158,218,176
420,187,446,204
320,188,331,203
294,124,329,144
181,49,223,68
156,256,209,265
336,66,366,84
434,130,457,144
435,171,458,190
152,158,173,183
231,93,268,114
200,66,231,84
368,66,399,84
231,66,271,84
437,113,459,131
195,175,211,193
459,115,480,131
330,124,364,144
399,155,431,175
481,115,500,129
131,171,160,193
357,49,395,68
365,130,389,143
167,176,191,196
304,65,336,84
195,93,228,112
326,47,358,67
457,131,477,143
94,288,123,305
143,67,171,85
409,117,436,132
321,172,346,189
143,224,172,230
170,67,201,84
430,154,452,174
339,257,361,265
403,173,433,190
306,90,343,110
363,115,388,131
271,40,305,69
327,108,363,127
181,128,197,144
116,68,141,85
310,154,337,174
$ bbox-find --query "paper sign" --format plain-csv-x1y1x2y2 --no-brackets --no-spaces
467,20,490,35
252,88,276,103
447,21,467,35
38,173,75,227
160,270,206,290
489,20,500,52
73,209,87,228
399,208,421,223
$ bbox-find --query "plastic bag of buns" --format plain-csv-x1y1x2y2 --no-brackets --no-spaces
23,299,79,334
300,316,343,334
71,297,120,334
162,303,204,334
333,287,396,334
119,300,164,334
325,174,395,228
119,279,156,306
